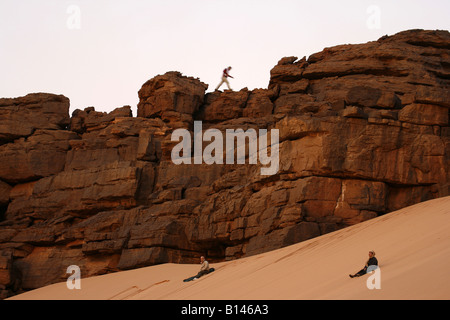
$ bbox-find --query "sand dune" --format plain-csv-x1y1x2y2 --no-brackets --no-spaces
9,196,450,300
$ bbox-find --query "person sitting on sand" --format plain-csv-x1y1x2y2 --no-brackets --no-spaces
194,256,210,280
349,250,378,278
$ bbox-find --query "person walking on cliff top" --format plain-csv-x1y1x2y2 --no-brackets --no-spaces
349,250,378,278
215,66,234,91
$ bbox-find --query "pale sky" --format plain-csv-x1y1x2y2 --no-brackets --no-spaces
1,0,449,116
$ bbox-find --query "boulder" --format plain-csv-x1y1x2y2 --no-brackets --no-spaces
137,71,208,128
0,130,79,184
198,89,249,122
0,180,12,206
398,103,448,126
0,93,70,144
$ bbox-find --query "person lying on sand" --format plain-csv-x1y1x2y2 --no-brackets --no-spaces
349,250,378,278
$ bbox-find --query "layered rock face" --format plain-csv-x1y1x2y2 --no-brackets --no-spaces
0,29,449,298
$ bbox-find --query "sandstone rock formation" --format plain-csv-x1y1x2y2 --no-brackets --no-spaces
0,29,449,298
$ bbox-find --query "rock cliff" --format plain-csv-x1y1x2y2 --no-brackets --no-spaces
0,29,449,298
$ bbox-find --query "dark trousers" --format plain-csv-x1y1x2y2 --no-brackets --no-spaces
354,268,367,277
195,270,209,278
